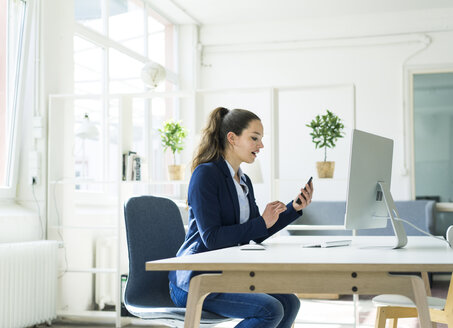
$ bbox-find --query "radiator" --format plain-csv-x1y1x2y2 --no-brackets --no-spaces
95,236,117,310
0,241,58,328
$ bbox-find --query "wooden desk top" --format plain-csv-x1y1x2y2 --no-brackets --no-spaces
146,236,453,272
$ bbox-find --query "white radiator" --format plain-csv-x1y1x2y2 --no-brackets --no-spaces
95,236,117,310
0,241,58,328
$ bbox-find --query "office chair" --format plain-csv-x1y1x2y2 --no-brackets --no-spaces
373,272,452,327
123,195,231,327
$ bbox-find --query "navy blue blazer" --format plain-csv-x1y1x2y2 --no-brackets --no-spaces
169,158,302,291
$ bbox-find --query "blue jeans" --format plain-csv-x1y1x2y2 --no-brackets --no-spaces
169,282,300,328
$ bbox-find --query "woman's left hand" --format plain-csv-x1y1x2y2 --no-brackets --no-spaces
293,179,313,211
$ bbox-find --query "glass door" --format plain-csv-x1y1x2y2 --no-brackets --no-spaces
413,72,453,235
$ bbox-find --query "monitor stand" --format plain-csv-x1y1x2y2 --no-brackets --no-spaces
377,182,408,249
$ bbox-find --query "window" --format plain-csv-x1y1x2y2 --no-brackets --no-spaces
73,0,177,193
0,0,26,191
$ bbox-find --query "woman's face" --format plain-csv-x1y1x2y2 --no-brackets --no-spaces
229,119,264,164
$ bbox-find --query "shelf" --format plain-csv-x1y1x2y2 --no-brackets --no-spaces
62,267,117,273
49,179,118,185
122,180,190,185
50,225,118,230
49,179,189,185
47,92,194,328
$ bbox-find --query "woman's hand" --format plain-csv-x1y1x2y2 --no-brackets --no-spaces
262,201,287,228
293,180,314,211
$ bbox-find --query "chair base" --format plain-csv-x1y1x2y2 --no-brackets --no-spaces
125,304,231,327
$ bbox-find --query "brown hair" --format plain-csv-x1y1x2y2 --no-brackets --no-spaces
191,107,261,172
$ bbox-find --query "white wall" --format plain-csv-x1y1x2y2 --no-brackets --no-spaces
2,3,453,313
194,8,453,205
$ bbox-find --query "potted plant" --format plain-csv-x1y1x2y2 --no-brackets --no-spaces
158,119,188,180
306,110,345,178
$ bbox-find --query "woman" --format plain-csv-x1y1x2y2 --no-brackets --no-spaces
169,107,313,328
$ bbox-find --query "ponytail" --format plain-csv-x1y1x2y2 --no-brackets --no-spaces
191,107,260,172
191,107,229,172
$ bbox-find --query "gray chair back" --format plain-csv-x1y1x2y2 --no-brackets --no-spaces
123,195,230,326
124,195,185,308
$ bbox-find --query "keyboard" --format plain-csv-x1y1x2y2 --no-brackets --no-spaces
302,239,352,248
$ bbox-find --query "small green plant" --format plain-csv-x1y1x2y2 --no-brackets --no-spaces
306,110,345,162
158,119,188,165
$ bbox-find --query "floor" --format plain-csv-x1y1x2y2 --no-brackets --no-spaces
37,279,449,328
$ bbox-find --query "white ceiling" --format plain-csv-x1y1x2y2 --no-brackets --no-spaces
167,0,453,25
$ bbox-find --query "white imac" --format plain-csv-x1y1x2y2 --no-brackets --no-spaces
344,129,408,248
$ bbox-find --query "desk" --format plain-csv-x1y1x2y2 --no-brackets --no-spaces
146,236,453,328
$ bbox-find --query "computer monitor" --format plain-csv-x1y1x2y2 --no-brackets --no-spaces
344,129,408,248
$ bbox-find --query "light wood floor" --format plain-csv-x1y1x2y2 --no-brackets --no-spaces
32,298,401,328
34,279,449,328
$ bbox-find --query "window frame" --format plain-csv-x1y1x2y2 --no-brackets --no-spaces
0,0,30,199
72,0,178,199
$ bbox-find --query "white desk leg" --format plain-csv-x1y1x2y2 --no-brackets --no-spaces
353,294,359,328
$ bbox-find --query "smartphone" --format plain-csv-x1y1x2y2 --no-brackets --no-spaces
296,176,313,205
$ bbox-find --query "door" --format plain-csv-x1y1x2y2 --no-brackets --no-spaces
412,72,453,235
